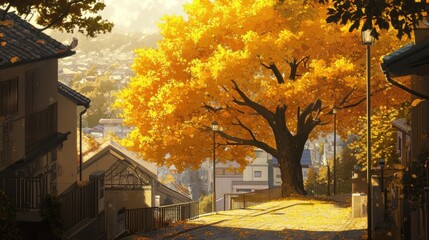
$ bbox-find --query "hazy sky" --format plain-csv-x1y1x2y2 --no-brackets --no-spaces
102,0,191,33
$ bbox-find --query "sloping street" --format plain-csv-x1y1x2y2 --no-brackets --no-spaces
125,195,367,240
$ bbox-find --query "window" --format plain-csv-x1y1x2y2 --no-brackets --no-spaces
254,171,262,178
0,78,18,116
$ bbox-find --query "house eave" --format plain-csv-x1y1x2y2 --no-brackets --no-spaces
381,39,429,77
0,51,75,70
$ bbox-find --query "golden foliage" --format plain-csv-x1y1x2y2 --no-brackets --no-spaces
116,0,409,171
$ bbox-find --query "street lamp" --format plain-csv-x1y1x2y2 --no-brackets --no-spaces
362,28,374,240
211,121,219,213
333,107,337,195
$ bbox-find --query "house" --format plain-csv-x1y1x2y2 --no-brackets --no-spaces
0,9,75,216
0,10,105,239
80,140,193,239
99,118,131,138
381,25,429,240
57,81,90,193
81,141,191,206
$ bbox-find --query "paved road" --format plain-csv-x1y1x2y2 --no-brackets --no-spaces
123,196,367,240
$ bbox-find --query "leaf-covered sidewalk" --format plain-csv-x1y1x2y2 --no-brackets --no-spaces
124,194,367,240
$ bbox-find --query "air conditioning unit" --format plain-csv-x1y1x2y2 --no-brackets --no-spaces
352,193,367,218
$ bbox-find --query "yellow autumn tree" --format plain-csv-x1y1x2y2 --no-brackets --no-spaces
116,0,409,196
349,105,409,170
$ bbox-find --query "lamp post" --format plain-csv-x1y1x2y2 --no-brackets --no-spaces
362,28,374,240
327,164,331,196
211,121,219,213
333,107,337,195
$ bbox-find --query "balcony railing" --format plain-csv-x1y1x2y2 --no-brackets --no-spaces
0,177,47,210
25,103,57,153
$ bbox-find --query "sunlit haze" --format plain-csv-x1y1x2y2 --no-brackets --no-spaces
102,0,190,33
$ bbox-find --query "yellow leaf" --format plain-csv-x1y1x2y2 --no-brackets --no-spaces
36,39,46,44
412,174,417,179
411,98,425,107
10,56,19,63
0,33,4,38
1,41,6,47
0,20,13,27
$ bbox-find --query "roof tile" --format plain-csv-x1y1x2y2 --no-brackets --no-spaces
0,10,75,68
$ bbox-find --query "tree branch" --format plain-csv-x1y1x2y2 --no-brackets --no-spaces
231,80,276,125
233,117,257,141
216,130,277,157
38,0,86,32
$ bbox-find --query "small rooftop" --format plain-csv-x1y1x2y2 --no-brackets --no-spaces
58,82,90,108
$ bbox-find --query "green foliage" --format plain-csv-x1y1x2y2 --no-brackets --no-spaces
0,191,21,240
199,194,212,214
70,65,120,127
37,195,63,240
322,0,426,39
306,145,358,195
348,106,407,170
0,0,113,37
336,146,358,194
305,167,327,196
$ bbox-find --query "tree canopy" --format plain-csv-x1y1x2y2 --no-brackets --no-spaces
116,0,408,195
320,0,427,39
0,0,113,37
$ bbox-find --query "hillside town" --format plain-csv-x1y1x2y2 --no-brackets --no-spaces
1,1,429,240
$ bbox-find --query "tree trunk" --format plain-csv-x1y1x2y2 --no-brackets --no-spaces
278,146,307,196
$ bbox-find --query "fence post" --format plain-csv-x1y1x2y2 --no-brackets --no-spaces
243,194,246,209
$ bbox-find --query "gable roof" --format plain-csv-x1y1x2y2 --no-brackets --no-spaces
0,10,75,69
82,140,157,178
58,81,90,108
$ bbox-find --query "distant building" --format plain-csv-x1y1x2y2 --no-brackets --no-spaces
98,118,131,138
211,148,312,211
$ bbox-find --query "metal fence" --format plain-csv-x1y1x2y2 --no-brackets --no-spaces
125,201,199,233
0,177,47,209
59,180,98,231
224,187,282,210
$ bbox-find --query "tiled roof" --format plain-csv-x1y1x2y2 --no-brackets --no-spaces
0,10,75,68
58,81,90,108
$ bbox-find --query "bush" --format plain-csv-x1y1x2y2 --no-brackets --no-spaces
199,194,212,214
0,191,21,240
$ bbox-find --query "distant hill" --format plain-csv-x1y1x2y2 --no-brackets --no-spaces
49,30,162,53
